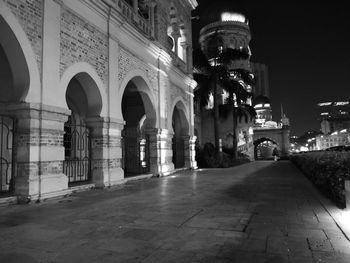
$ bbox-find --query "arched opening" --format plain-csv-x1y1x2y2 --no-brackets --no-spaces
254,137,278,160
0,16,30,102
64,73,102,185
122,77,156,177
172,101,189,169
0,16,30,193
178,21,187,62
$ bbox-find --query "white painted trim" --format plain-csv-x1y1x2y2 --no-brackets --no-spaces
118,69,158,126
0,1,41,103
168,96,190,134
60,62,108,117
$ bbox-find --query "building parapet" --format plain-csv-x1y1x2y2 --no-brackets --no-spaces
103,0,153,38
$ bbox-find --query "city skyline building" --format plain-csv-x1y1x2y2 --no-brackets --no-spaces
317,101,350,134
250,62,269,98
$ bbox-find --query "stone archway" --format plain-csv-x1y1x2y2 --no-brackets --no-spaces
121,76,157,177
171,100,190,169
0,3,40,103
64,73,103,185
0,12,32,193
254,137,278,160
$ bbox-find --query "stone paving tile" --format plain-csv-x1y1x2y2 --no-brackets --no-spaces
266,236,313,258
142,249,196,263
307,237,334,252
1,161,350,263
312,251,350,263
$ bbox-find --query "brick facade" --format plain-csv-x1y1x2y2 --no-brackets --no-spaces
5,0,43,74
60,6,109,84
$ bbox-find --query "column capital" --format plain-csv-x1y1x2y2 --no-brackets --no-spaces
1,102,70,123
85,116,125,129
144,128,173,137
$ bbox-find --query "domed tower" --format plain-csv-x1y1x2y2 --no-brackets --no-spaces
253,95,273,127
199,12,251,71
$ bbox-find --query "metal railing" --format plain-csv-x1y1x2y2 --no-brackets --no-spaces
63,120,91,184
0,116,14,193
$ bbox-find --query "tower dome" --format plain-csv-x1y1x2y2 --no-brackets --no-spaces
253,96,272,126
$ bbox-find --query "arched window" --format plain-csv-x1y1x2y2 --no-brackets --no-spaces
178,20,187,62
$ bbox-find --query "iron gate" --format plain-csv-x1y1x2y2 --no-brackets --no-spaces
63,117,91,184
0,116,14,193
172,136,185,169
122,129,150,176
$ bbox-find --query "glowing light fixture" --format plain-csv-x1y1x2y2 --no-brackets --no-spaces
335,101,349,106
318,102,332,106
249,127,254,135
221,12,246,23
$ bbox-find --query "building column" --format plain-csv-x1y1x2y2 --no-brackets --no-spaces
183,135,197,169
145,128,173,176
85,117,124,187
281,126,290,157
6,103,70,201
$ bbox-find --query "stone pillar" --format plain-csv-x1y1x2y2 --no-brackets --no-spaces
86,117,124,187
171,32,180,55
6,103,70,201
145,128,173,176
281,126,290,157
183,135,197,169
181,42,188,64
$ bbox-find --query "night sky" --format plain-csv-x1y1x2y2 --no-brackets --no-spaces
192,0,350,136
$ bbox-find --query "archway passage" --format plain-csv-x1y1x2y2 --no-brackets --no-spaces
64,73,102,184
0,17,30,193
0,17,30,102
254,138,278,160
122,78,156,177
172,102,189,169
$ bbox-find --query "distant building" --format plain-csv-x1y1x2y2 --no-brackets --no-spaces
251,63,269,97
317,101,350,134
195,12,255,158
252,96,290,158
316,129,350,150
252,95,273,127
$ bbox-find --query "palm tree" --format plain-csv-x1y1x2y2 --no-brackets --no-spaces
193,48,226,154
219,48,256,161
194,46,256,159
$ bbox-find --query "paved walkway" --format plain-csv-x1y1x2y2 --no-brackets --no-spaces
1,161,350,263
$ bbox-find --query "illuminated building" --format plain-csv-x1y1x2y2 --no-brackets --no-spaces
317,101,350,134
316,129,350,150
252,94,290,158
253,96,272,127
195,12,255,158
251,63,269,97
0,0,197,200
199,12,251,71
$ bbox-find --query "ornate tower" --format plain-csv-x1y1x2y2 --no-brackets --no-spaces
199,12,251,71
